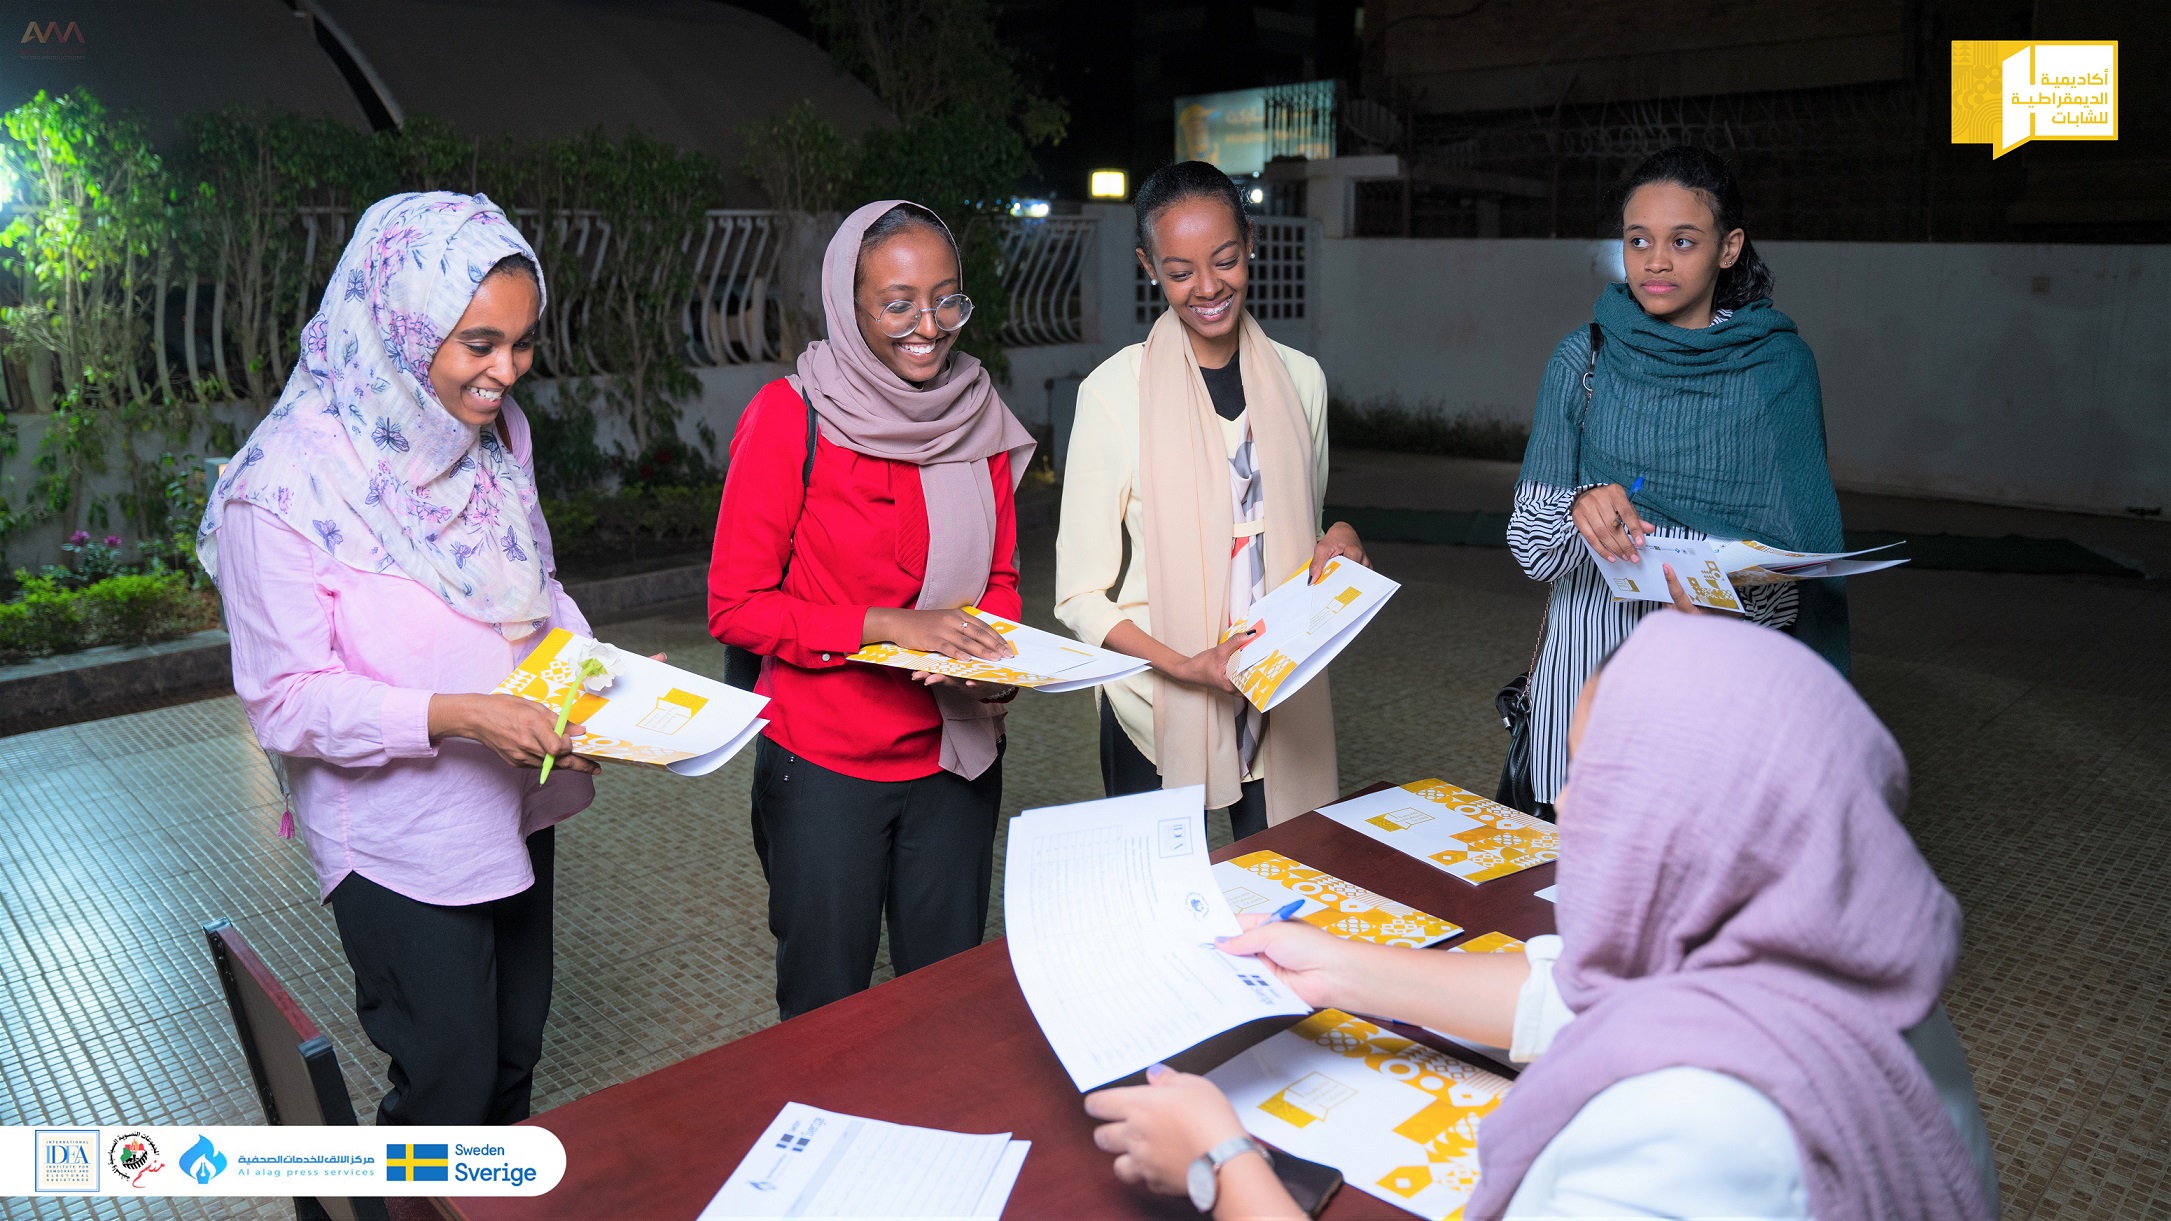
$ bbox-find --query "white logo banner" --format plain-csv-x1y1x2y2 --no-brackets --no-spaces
4,1126,564,1196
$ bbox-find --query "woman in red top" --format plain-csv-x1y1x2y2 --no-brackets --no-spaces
709,200,1035,1019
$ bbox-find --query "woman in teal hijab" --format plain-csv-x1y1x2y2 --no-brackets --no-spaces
1507,146,1846,816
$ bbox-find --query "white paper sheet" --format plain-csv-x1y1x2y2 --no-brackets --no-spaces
1533,885,1558,904
701,1103,1027,1219
1712,539,1909,586
1005,787,1312,1091
1579,534,1744,611
849,609,1149,693
1317,782,1559,886
1208,1010,1514,1221
1229,558,1401,712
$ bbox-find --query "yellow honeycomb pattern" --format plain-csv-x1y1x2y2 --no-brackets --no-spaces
564,734,696,767
1235,649,1297,709
1448,931,1525,954
1399,780,1559,884
1227,851,1460,947
494,628,609,724
1280,1009,1511,1216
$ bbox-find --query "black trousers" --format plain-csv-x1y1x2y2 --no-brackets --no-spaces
1099,695,1268,840
752,736,1003,1021
327,826,555,1126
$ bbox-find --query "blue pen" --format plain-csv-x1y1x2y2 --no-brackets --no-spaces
1270,898,1305,922
1628,476,1645,495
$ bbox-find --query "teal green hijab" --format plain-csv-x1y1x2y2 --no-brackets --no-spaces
1520,283,1850,672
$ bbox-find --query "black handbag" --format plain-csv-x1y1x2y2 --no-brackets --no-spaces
723,387,818,692
1494,323,1603,820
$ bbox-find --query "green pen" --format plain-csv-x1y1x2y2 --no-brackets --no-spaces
539,657,606,784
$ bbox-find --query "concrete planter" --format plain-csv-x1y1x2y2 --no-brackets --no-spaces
0,562,710,735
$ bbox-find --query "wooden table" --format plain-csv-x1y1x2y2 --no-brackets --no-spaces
452,789,1557,1220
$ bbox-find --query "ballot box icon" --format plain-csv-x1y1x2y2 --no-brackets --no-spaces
636,687,709,735
1366,805,1434,833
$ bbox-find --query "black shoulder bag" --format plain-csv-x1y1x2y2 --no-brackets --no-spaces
1492,323,1603,820
722,387,818,692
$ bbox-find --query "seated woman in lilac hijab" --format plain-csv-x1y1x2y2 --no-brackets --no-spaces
1085,612,1999,1219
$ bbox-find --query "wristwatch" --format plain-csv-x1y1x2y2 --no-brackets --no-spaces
1187,1134,1272,1213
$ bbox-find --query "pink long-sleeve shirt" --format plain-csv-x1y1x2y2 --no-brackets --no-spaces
218,431,595,906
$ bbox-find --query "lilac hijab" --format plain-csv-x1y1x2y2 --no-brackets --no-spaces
1467,613,1991,1221
795,200,1034,780
198,192,552,638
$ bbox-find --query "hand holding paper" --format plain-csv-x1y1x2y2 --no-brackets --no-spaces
496,629,770,777
1229,558,1400,712
852,608,1149,693
1582,533,1909,610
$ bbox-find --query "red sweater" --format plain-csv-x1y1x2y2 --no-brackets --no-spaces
708,378,1020,781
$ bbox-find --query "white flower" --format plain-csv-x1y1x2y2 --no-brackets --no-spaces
563,637,628,693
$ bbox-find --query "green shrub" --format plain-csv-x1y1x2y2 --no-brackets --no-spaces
79,570,197,647
0,574,86,660
543,483,722,572
1328,399,1532,463
0,569,211,663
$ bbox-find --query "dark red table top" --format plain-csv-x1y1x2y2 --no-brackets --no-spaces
452,786,1557,1220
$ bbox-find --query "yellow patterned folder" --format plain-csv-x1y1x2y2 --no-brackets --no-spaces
1318,779,1560,886
847,608,1148,692
495,628,769,776
1227,558,1400,712
1208,1008,1514,1220
1215,851,1461,947
1447,931,1525,954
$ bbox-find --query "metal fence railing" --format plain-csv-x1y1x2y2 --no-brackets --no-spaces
997,215,1094,347
9,207,1103,419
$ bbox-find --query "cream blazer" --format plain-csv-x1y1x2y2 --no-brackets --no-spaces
1054,337,1330,772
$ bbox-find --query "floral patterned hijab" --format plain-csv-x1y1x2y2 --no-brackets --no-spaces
197,192,554,638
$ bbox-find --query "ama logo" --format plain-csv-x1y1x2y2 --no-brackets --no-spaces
19,20,82,42
18,20,85,59
178,1135,228,1184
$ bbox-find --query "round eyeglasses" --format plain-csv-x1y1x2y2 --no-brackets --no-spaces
867,293,973,339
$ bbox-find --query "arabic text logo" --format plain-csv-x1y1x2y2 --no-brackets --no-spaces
1952,41,2117,157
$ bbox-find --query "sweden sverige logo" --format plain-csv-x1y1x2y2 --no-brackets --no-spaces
386,1143,450,1182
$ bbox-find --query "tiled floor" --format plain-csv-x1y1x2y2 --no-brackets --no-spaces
4,489,2168,1218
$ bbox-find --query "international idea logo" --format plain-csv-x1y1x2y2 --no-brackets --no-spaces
1951,40,2117,157
33,1129,99,1192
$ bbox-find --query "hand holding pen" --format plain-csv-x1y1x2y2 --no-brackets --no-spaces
1571,476,1655,563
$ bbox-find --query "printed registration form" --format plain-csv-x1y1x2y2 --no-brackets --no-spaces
1005,787,1312,1092
701,1102,1028,1219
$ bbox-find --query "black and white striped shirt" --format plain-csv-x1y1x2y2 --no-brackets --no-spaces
1506,482,1798,803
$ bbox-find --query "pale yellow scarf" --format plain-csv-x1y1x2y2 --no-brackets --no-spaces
1139,308,1338,824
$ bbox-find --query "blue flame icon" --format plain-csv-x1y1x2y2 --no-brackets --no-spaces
178,1135,227,1184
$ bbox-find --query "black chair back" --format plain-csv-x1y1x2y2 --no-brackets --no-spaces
204,918,388,1221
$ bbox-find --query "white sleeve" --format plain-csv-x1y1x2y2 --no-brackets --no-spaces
1510,934,1576,1063
1505,1067,1811,1219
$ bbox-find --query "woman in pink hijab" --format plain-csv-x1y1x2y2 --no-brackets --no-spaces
709,200,1034,1020
1086,612,1998,1220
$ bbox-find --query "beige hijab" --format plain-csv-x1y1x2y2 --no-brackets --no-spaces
1138,307,1338,823
795,199,1036,780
